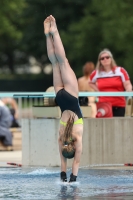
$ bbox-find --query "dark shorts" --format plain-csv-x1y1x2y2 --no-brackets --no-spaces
112,107,125,117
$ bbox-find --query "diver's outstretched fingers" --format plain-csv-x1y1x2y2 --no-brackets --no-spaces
43,17,51,35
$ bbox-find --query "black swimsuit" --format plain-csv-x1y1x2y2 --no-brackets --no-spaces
55,89,82,118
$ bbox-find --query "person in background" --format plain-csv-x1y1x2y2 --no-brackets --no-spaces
89,48,132,117
44,15,83,182
78,62,97,118
1,98,20,127
0,100,12,146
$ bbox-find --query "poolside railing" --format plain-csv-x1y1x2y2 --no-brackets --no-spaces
0,92,132,123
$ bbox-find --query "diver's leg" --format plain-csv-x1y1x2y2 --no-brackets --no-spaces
44,17,63,93
49,15,79,98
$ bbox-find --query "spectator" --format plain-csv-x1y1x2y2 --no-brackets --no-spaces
1,98,20,127
44,86,56,106
0,100,12,146
89,49,132,117
78,62,97,118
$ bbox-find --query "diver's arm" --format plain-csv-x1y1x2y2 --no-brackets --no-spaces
72,133,82,176
58,137,67,172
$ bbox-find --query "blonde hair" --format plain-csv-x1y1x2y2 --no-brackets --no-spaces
61,115,75,153
96,49,117,72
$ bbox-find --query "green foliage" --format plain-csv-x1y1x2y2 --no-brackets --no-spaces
0,0,133,83
21,0,89,63
0,0,26,72
0,0,25,43
61,0,133,81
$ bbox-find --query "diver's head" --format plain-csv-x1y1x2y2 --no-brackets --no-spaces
62,142,75,159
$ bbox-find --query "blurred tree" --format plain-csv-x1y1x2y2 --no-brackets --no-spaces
0,0,26,73
21,0,89,72
62,0,133,80
1,0,133,84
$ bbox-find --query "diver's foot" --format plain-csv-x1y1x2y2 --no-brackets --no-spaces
49,15,58,35
44,17,50,35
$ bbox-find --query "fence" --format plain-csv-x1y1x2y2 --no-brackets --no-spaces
0,92,133,125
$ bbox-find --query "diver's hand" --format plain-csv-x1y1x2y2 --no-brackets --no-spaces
69,173,77,182
60,171,67,182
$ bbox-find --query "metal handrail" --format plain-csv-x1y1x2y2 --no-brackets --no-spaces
0,91,132,97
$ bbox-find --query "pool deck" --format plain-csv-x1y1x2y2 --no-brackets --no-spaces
0,150,133,170
0,150,22,167
90,165,133,170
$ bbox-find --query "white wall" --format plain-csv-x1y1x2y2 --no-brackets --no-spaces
22,118,133,167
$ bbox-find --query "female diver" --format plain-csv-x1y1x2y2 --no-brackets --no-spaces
44,15,83,182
